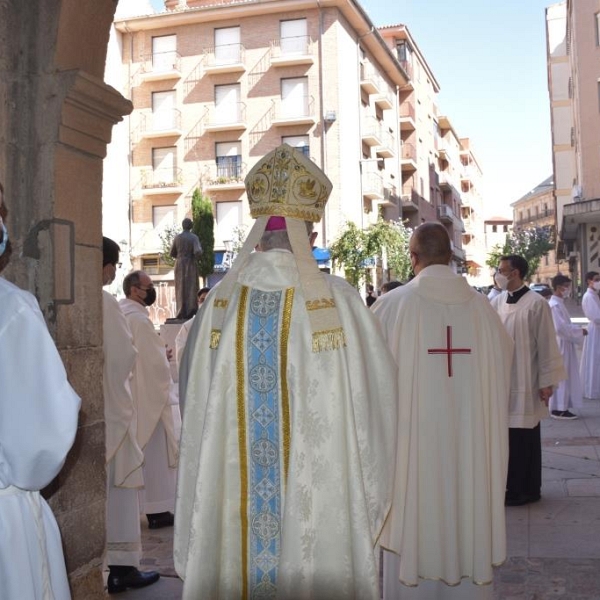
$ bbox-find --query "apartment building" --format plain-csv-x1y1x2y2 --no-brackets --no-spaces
546,0,600,283
104,0,407,305
379,25,486,276
511,175,567,283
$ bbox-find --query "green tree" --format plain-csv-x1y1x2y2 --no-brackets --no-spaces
329,219,412,288
158,223,179,268
191,188,215,280
486,225,555,280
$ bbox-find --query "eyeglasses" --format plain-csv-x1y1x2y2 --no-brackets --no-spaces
134,284,154,291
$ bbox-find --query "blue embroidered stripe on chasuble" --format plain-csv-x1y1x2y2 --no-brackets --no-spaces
236,286,293,599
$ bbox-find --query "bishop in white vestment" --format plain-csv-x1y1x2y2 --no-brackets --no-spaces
0,193,80,600
373,223,513,599
580,271,600,400
547,275,585,418
175,145,398,600
120,271,179,524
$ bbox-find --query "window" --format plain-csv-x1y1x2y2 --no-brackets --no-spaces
280,19,308,54
152,147,177,185
152,35,176,71
544,203,548,216
152,90,176,130
215,84,241,124
216,201,242,246
596,13,600,46
142,255,172,276
214,26,241,64
152,205,175,229
215,141,242,179
282,135,309,156
492,225,497,233
281,77,308,118
503,225,508,233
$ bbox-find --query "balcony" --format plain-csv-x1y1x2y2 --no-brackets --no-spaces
374,89,395,111
271,96,316,126
139,109,182,139
400,190,419,212
141,167,184,195
400,59,414,89
399,100,416,131
203,102,247,132
439,171,455,191
376,129,396,158
437,203,454,223
362,171,384,200
360,63,382,95
202,44,246,74
380,184,398,207
204,162,246,191
138,51,182,82
401,142,417,172
270,36,314,66
362,116,382,146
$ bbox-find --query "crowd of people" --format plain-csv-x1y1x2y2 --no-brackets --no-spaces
1,143,596,599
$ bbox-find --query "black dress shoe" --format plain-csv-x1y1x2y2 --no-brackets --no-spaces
505,493,541,506
107,567,160,594
147,511,174,529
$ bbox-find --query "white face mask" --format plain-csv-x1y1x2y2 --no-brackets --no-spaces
562,287,571,298
495,272,509,291
593,281,600,291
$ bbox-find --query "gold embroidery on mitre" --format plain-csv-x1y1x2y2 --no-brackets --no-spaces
209,329,221,349
311,327,346,352
213,298,229,309
305,298,337,311
245,144,333,223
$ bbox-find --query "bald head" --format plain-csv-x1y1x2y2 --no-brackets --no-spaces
409,222,452,274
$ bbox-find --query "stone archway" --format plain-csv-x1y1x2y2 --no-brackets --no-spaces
0,1,131,597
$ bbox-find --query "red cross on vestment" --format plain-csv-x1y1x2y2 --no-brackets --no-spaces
427,325,471,377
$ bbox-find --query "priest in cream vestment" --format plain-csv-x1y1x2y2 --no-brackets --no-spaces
580,271,600,400
120,271,179,526
373,223,513,599
176,145,398,600
0,191,80,600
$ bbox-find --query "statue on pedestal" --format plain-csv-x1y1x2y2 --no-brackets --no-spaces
170,218,202,320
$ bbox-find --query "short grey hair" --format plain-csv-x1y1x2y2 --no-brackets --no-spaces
258,221,314,252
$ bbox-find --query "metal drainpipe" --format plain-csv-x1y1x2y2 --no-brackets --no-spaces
316,0,327,246
124,23,134,264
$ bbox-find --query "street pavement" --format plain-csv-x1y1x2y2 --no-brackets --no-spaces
118,299,600,599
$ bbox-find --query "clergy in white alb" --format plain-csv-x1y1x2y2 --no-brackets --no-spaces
0,192,80,600
491,255,565,507
120,271,179,526
102,237,161,593
373,222,513,600
548,275,585,418
580,271,600,400
175,144,398,600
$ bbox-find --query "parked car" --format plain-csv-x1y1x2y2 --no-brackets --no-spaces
530,283,550,294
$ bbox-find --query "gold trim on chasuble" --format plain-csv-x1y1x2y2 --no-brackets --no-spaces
236,285,293,599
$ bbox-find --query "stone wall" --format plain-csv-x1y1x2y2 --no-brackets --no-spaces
0,1,131,597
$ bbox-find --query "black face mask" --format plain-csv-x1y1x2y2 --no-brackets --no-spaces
143,287,157,306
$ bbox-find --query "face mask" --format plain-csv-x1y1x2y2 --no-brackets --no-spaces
562,287,571,298
143,287,157,306
495,272,509,291
593,281,600,291
0,221,8,257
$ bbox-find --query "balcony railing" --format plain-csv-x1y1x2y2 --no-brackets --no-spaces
362,171,384,200
362,116,383,146
203,44,246,73
141,167,183,192
270,36,314,65
205,161,247,189
376,129,396,158
360,63,382,95
139,51,182,81
271,96,316,125
400,100,415,121
401,142,417,163
514,210,555,226
203,102,247,131
139,109,182,138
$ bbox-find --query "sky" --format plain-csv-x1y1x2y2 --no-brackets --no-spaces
145,0,554,217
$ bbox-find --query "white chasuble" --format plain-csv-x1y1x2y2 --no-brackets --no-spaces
580,288,600,399
176,249,398,600
373,265,513,594
0,277,81,600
